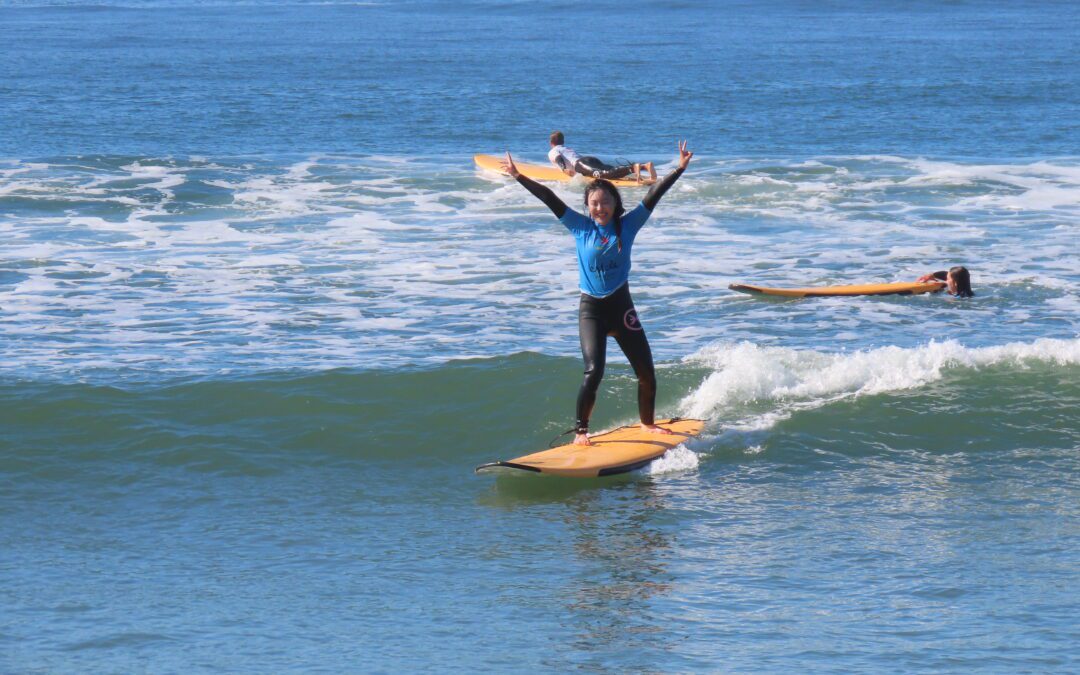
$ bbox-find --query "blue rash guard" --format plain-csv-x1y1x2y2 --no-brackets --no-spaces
559,202,651,297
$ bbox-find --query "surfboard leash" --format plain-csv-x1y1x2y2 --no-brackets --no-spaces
548,427,578,448
548,417,696,448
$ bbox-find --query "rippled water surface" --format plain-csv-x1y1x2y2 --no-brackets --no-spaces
1,0,1078,671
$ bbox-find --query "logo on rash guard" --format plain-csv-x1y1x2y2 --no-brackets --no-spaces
624,308,642,331
589,259,619,273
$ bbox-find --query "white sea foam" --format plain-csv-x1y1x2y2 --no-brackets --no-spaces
0,154,1077,377
680,338,1080,423
643,444,701,475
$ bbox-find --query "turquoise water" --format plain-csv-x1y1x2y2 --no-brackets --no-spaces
2,0,1079,671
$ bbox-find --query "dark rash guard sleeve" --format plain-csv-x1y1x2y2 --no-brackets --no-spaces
642,165,685,212
931,271,948,281
515,174,567,219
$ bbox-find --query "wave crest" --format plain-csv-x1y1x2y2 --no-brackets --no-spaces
681,337,1080,421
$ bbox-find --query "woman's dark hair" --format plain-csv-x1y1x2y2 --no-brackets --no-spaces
583,180,626,251
950,265,974,297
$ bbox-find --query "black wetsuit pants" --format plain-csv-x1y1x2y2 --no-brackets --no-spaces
574,156,634,181
575,283,657,432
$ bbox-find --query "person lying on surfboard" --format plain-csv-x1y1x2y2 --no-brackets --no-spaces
917,266,974,297
504,141,693,446
548,131,658,184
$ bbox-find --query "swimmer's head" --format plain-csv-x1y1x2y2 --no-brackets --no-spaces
948,265,974,297
550,131,565,147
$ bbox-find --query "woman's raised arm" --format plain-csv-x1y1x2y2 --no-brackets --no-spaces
643,140,693,212
503,152,567,218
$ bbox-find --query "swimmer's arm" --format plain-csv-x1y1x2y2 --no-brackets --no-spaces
643,140,693,212
550,154,575,177
504,152,567,218
916,271,948,282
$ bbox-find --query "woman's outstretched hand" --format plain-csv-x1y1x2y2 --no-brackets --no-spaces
502,151,521,178
677,140,693,170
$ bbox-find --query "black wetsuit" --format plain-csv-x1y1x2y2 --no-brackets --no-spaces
551,152,636,181
576,282,655,431
574,156,635,181
515,165,685,433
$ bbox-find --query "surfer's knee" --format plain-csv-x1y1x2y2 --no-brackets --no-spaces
582,364,605,391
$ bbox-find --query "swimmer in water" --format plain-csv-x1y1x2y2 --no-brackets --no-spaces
548,131,658,184
917,266,975,297
505,141,693,446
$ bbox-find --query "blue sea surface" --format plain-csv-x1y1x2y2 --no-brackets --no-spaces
1,0,1078,672
3,0,1078,157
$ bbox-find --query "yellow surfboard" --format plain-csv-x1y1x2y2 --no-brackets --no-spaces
475,418,705,478
728,281,946,298
473,153,657,188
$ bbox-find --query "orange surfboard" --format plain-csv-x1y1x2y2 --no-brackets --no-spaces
475,418,705,478
474,153,656,188
729,281,946,298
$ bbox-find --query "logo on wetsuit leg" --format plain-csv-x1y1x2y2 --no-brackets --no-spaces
624,308,642,331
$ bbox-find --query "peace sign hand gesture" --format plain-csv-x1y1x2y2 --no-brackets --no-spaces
502,151,521,178
677,140,694,170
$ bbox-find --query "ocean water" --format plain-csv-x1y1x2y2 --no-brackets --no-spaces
2,0,1078,671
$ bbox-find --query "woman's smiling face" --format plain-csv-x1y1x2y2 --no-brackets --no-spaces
587,189,615,226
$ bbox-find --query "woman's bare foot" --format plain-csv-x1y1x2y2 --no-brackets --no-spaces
641,423,673,435
574,432,593,446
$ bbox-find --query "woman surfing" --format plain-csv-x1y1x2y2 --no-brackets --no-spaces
504,141,693,446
